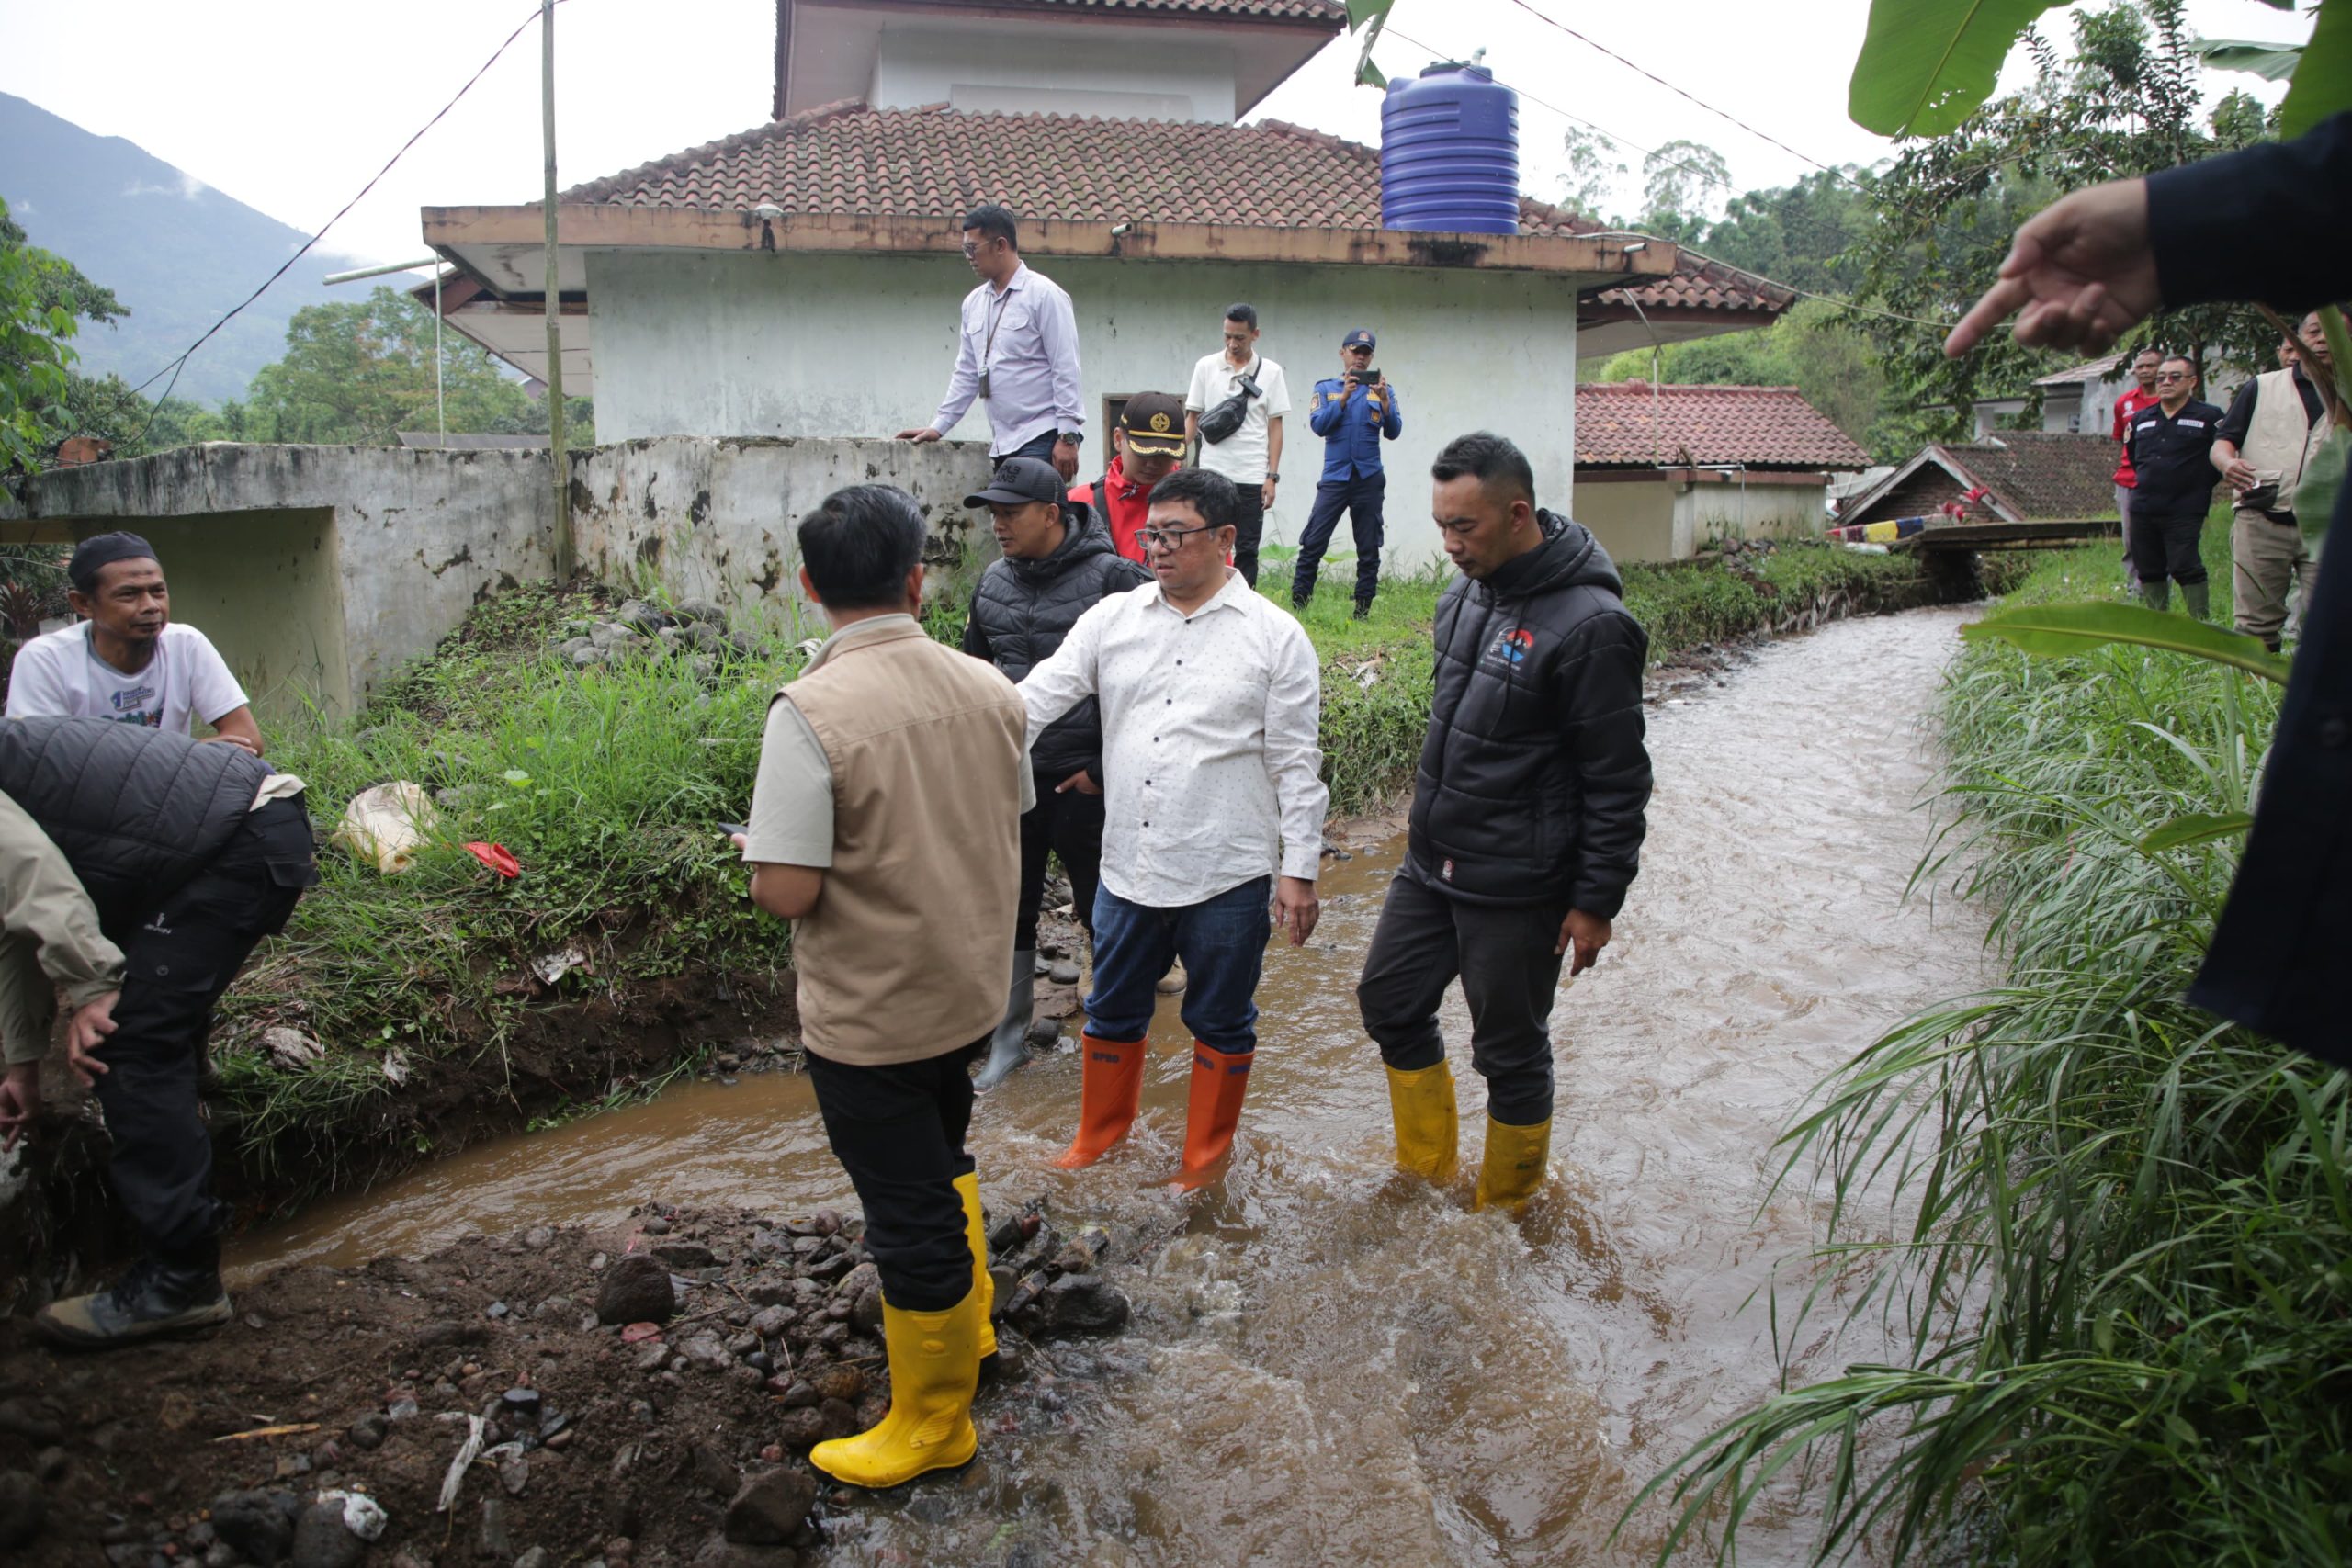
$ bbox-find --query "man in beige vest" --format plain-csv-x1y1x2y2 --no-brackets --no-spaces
735,484,1029,1489
2214,309,2344,650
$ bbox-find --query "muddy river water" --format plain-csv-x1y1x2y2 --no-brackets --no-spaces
231,607,1994,1565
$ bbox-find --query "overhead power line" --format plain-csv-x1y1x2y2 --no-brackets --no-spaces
128,0,565,446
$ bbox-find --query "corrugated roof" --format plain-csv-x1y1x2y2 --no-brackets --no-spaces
1575,382,1871,468
564,101,1791,316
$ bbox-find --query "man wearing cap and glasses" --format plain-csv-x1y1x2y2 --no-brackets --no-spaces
6,532,266,754
1018,467,1328,1191
1294,329,1402,618
959,457,1150,1089
897,204,1086,480
1072,393,1188,565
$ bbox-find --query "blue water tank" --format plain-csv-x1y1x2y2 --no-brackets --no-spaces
1380,62,1521,235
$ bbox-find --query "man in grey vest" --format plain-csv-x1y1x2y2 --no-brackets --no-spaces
2213,309,2343,650
0,716,317,1347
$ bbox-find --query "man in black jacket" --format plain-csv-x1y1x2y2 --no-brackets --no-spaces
0,716,318,1346
960,457,1151,1088
1355,433,1652,1208
1945,111,2349,1064
2122,355,2226,618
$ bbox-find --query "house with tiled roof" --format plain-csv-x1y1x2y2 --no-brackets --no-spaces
1838,432,2126,529
1571,382,1871,561
420,0,1792,561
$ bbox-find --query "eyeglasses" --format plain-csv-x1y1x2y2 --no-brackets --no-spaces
1141,524,1216,551
2154,371,2189,382
960,241,989,257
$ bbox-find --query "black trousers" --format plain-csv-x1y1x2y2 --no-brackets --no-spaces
1229,486,1267,587
2131,509,2210,587
804,1040,983,1313
1015,776,1106,950
1294,472,1385,608
94,798,315,1261
1354,871,1567,1127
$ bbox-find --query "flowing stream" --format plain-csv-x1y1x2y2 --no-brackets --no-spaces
231,606,1994,1565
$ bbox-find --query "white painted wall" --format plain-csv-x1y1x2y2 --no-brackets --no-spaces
586,248,1587,570
872,25,1237,121
1675,478,1830,547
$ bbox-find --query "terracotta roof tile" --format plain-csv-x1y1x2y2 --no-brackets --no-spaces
1575,382,1871,468
1943,432,2124,520
566,103,1789,317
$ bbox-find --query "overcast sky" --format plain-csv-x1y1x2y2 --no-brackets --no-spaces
0,0,2315,275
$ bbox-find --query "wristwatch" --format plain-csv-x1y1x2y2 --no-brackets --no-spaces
1057,431,1082,446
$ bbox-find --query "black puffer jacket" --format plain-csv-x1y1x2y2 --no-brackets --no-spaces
1407,511,1652,914
0,716,269,915
963,509,1152,782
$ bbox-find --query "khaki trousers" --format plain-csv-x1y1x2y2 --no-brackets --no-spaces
2232,507,2316,647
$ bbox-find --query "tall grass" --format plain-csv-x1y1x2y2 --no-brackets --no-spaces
1638,525,2352,1564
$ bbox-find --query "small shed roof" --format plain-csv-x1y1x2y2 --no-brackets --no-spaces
1573,382,1871,469
1839,431,2121,524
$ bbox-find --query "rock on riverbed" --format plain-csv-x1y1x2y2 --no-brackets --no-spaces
0,1199,1156,1566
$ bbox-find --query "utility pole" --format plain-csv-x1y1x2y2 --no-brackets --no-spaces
542,0,574,580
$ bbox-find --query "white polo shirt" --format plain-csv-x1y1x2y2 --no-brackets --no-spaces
1185,352,1292,486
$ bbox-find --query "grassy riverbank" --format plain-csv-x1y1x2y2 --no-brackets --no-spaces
1646,519,2352,1563
9,537,1958,1272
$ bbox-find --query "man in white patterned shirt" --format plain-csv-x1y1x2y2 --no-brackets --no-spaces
1018,467,1328,1191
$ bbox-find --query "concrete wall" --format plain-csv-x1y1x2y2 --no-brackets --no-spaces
873,26,1236,121
1676,476,1830,547
570,435,999,638
0,437,1007,719
1574,478,1678,564
0,444,554,721
585,249,1589,571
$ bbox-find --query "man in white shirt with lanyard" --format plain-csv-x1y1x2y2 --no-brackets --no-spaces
6,532,265,754
1183,302,1290,586
898,204,1086,479
1019,466,1327,1192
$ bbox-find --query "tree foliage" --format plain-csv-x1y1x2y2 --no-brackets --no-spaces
1556,126,1629,223
1855,0,2278,446
1638,140,1732,242
0,195,118,471
243,286,560,446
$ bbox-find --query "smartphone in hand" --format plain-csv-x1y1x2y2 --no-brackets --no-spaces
719,821,749,840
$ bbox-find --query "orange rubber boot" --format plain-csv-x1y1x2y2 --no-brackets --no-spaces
1053,1034,1146,1169
1170,1045,1255,1192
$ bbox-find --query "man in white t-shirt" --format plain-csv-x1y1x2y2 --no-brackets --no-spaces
6,532,264,754
1184,303,1290,587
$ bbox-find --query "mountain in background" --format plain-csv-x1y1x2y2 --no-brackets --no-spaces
0,91,402,406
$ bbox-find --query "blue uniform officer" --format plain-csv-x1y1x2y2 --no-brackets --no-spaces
1292,328,1402,616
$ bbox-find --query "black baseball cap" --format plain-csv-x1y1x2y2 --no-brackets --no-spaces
1341,328,1376,350
965,456,1066,508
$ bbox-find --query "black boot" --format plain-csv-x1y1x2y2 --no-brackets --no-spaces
35,1241,231,1348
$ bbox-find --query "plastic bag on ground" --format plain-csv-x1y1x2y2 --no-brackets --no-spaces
334,781,439,874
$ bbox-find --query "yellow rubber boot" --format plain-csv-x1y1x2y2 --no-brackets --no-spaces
808,1286,982,1488
1474,1116,1551,1211
1385,1061,1460,1185
952,1171,997,1359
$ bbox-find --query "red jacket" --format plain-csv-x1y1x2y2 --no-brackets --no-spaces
2111,387,2159,485
1069,454,1178,563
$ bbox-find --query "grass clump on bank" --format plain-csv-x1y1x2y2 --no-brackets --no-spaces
1643,518,2352,1564
211,586,811,1188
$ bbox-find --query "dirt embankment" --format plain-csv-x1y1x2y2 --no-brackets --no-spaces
0,1197,1161,1568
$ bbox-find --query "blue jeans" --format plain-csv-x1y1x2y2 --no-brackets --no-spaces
1086,876,1271,1055
1293,472,1385,608
994,429,1060,465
